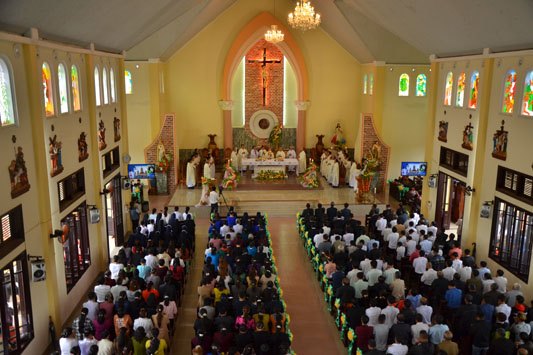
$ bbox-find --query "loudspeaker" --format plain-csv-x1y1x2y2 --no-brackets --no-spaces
89,208,101,224
31,260,46,282
123,179,131,190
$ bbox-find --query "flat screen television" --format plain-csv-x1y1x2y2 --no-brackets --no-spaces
128,164,156,179
401,162,427,177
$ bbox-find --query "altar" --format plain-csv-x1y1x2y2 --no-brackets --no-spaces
241,158,299,178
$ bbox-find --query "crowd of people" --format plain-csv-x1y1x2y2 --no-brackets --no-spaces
191,208,292,355
58,205,196,355
299,202,533,355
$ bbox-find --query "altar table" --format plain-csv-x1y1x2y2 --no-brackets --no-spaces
241,158,299,178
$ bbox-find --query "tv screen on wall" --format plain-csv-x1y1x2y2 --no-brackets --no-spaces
401,162,427,177
128,164,156,179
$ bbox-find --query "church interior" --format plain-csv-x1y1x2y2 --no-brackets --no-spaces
0,0,532,353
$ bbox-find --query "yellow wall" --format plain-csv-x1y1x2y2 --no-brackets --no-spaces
231,57,245,127
133,0,362,149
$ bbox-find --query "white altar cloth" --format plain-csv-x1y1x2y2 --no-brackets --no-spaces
241,158,299,177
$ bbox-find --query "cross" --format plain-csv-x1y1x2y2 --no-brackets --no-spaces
248,48,281,106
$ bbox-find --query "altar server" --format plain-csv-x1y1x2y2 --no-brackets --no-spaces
298,149,307,174
238,144,248,172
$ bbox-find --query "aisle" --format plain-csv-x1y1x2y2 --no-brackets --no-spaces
171,219,210,353
269,217,345,355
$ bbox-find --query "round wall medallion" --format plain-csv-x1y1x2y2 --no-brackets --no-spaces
249,110,279,139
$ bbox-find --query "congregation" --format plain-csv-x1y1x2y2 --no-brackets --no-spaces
298,202,533,355
57,206,196,355
192,209,292,355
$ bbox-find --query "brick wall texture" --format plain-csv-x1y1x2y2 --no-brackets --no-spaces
144,114,176,195
361,114,390,193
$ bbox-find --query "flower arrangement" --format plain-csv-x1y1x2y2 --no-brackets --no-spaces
298,162,319,189
201,176,216,186
256,170,287,180
268,124,282,149
222,163,240,190
156,152,173,173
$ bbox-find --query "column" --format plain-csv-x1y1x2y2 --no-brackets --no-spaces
295,100,310,152
218,100,233,150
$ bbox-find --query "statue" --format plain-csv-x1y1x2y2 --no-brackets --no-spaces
113,117,121,142
157,140,166,163
461,123,474,151
492,120,508,161
49,135,64,177
98,120,107,151
78,132,89,162
9,146,31,198
331,123,346,149
438,121,448,142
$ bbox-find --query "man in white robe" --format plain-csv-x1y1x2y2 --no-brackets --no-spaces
238,144,248,172
326,157,335,184
230,148,239,172
208,154,215,178
320,151,328,176
286,146,297,173
345,159,352,185
331,159,340,187
186,155,198,188
250,146,259,159
275,149,285,160
203,160,211,179
350,162,361,190
298,149,306,174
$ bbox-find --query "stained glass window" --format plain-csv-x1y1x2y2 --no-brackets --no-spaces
0,58,16,127
468,71,480,109
521,70,533,116
369,74,374,95
363,74,368,94
444,72,453,105
416,74,427,97
42,62,55,116
109,68,116,103
455,72,466,107
57,64,69,114
399,73,409,96
71,65,81,112
502,70,517,113
125,70,132,95
102,67,109,105
94,67,101,106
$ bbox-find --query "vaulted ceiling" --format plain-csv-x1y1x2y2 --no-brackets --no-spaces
0,0,531,64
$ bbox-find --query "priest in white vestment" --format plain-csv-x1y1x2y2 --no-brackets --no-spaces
208,155,215,178
275,149,286,160
286,146,297,172
238,144,248,172
331,159,340,187
326,157,335,184
344,159,352,185
231,148,239,172
203,160,211,179
350,163,361,190
320,152,328,176
250,146,259,159
186,156,198,188
298,149,307,174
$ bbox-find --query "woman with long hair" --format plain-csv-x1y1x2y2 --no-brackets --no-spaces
114,326,133,355
92,309,112,341
145,327,168,355
59,327,78,355
131,326,148,355
151,304,170,344
160,296,177,335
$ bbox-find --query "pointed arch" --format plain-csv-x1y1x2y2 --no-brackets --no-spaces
221,12,308,101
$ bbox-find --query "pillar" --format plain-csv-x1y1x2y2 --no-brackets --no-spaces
295,100,310,152
219,100,234,149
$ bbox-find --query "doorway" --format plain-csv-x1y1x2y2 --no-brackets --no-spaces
434,172,466,241
104,174,124,260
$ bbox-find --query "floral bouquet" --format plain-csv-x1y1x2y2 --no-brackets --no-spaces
256,170,287,180
268,124,282,149
201,176,216,186
156,152,173,173
298,162,319,189
222,163,240,190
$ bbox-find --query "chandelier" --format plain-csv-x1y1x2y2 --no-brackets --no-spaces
265,25,284,44
288,0,321,31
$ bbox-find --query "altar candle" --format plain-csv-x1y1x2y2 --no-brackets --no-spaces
373,187,377,194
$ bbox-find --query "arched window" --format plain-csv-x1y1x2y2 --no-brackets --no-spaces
94,67,101,106
363,74,368,94
109,68,116,103
369,73,374,95
57,63,69,114
455,72,466,107
42,62,55,116
502,70,517,113
71,65,81,112
0,58,16,127
468,71,480,109
125,70,132,94
444,72,453,105
521,70,533,116
102,67,109,105
398,73,409,96
416,74,427,97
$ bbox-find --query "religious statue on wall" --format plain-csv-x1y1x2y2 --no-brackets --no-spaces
98,120,107,151
492,120,508,161
78,132,89,162
331,123,346,149
9,146,31,198
461,122,474,151
113,117,121,142
49,135,64,177
438,120,449,142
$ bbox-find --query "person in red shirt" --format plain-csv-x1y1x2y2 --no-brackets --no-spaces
142,281,159,302
355,315,374,352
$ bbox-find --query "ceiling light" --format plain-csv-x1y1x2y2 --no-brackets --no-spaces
265,25,284,44
288,0,321,31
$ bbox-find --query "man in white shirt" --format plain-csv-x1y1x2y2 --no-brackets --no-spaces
428,223,438,240
343,230,355,245
208,186,219,214
367,260,383,286
360,258,372,277
387,227,400,252
416,297,433,324
94,277,111,303
494,269,508,293
109,255,124,280
419,234,433,254
450,253,463,270
313,232,324,247
220,222,230,237
366,301,382,327
383,264,400,285
396,242,406,262
381,296,400,328
173,206,183,221
411,314,429,344
413,251,429,276
352,272,369,299
421,263,438,287
286,146,297,172
442,260,456,281
233,221,243,235
495,294,512,322
457,265,472,282
405,236,417,256
375,215,387,234
148,208,158,223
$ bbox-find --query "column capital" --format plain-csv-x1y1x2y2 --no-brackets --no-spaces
294,100,311,111
218,100,234,111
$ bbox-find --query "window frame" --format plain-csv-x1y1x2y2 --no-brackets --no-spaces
58,169,86,213
489,197,533,282
439,146,469,177
520,69,533,117
124,70,132,95
398,73,409,96
501,69,517,114
496,166,533,205
1,251,35,353
42,61,56,117
455,72,466,107
0,205,24,259
415,73,427,97
71,65,82,112
102,147,120,178
94,66,101,107
62,202,91,292
444,71,453,106
109,67,116,103
102,66,109,105
468,70,480,109
0,56,18,128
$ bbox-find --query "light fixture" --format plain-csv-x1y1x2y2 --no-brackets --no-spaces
288,0,321,31
265,25,284,44
465,185,475,196
265,0,284,43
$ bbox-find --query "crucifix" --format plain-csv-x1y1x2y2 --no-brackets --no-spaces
248,48,281,106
